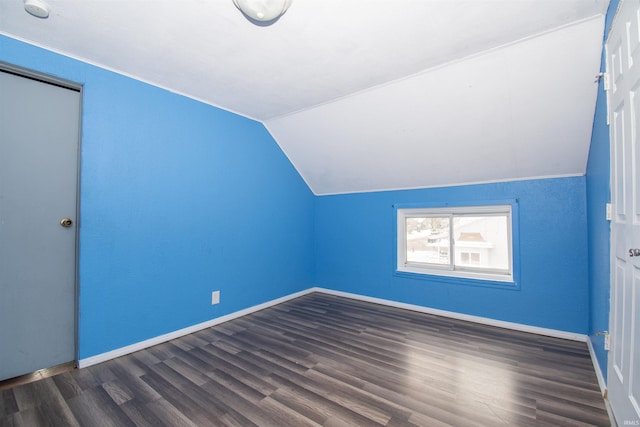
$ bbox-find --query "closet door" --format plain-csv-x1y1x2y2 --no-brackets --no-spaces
0,68,80,380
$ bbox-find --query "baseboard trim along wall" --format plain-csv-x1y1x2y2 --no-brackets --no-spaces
78,288,316,368
79,286,594,371
586,337,608,397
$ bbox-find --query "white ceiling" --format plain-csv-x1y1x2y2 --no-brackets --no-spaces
0,0,609,195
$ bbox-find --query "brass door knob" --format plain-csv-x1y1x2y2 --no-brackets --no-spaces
60,218,73,228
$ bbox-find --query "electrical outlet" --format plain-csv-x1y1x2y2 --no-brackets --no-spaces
211,290,220,305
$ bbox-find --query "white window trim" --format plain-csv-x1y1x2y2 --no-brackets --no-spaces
397,204,513,283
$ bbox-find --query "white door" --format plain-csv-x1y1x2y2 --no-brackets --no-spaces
0,68,80,380
607,0,640,424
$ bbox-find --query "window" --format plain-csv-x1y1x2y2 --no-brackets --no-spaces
397,204,514,283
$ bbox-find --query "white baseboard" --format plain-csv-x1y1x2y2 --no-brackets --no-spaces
311,287,588,342
79,286,589,369
586,337,608,397
77,288,315,368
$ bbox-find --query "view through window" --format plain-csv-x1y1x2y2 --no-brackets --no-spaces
398,205,513,282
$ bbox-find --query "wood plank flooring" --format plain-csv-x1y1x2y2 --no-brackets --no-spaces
0,293,611,426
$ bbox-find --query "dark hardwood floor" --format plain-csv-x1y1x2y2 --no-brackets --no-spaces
0,293,611,426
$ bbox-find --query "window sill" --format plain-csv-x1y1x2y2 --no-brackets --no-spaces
394,269,520,290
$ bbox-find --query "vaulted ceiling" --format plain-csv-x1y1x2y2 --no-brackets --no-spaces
0,0,609,194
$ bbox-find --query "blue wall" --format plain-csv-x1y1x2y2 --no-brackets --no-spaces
0,35,315,359
315,177,590,333
586,0,621,380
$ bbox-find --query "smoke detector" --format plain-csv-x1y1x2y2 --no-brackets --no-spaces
24,0,50,18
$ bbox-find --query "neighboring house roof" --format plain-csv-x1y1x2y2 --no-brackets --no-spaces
457,232,486,242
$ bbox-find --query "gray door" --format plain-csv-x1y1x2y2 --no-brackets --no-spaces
0,68,80,380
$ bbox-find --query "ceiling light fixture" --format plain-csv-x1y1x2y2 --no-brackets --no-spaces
233,0,292,23
24,0,50,18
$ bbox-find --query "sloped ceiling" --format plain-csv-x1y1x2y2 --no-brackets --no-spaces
0,0,609,195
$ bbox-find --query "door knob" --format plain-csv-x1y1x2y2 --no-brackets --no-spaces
629,248,640,257
60,218,73,228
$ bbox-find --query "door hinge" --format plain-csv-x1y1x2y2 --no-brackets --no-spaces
595,72,610,91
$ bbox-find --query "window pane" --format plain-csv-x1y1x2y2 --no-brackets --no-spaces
406,217,450,265
453,215,509,271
